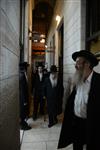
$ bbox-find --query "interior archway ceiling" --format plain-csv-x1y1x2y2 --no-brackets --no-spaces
32,0,56,42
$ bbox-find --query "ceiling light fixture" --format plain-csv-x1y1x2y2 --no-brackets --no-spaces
34,39,38,43
56,15,61,24
45,45,48,48
40,39,45,43
40,34,45,38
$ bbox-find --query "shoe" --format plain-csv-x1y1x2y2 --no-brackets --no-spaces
48,122,56,128
21,125,31,130
20,121,32,130
48,124,53,128
48,119,58,128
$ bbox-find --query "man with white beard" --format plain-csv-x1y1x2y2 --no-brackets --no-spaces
43,65,64,127
58,50,100,150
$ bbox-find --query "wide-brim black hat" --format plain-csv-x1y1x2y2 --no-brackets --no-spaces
72,50,98,66
50,65,57,72
19,62,29,68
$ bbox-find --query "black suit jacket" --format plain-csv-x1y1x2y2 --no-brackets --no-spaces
32,73,45,99
44,77,64,115
19,70,29,118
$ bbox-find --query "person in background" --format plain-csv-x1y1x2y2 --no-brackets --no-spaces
43,68,49,78
32,65,45,120
44,65,64,128
19,62,31,130
58,50,100,150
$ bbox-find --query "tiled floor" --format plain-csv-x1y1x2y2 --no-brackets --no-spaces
20,115,85,150
20,114,71,150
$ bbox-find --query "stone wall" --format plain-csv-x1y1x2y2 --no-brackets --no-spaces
0,0,20,149
46,0,64,70
63,0,82,84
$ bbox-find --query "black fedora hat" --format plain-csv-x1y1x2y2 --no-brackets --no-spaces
50,65,57,72
72,50,98,67
19,62,29,69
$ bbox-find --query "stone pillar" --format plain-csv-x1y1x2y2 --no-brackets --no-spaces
0,0,20,149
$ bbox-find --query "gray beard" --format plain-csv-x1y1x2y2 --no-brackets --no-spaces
72,70,84,86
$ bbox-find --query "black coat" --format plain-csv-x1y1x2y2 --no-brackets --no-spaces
44,77,64,116
58,71,100,150
19,71,29,119
32,73,45,99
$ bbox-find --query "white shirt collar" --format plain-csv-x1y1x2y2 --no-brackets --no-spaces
86,71,93,83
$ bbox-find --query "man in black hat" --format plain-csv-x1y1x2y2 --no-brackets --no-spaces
58,50,100,150
19,62,31,130
32,64,46,120
43,65,64,127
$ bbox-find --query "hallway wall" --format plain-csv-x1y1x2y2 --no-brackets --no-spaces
0,0,20,150
46,0,64,70
63,0,86,84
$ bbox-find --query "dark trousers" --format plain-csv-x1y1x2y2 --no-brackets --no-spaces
48,108,58,125
33,96,45,117
72,115,87,150
20,101,28,122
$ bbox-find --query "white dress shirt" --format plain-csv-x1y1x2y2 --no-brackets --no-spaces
74,71,93,118
50,74,57,88
39,73,43,81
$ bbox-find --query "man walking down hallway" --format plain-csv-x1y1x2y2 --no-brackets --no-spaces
32,65,46,120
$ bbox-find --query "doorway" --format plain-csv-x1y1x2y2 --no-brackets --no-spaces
58,22,64,83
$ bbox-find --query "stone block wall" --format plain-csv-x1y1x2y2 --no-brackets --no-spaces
63,0,81,83
0,0,20,149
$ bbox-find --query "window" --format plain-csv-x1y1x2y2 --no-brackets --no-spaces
86,0,100,40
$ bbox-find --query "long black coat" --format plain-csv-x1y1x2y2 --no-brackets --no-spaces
44,77,64,116
19,71,29,119
58,71,100,150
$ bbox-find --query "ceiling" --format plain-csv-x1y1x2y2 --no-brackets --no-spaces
32,0,56,43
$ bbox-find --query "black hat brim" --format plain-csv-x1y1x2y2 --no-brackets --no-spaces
72,50,98,66
50,65,57,72
19,62,29,67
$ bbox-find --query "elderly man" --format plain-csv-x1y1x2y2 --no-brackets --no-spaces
58,50,100,150
43,65,64,127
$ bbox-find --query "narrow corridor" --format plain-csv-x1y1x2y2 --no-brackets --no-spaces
1,0,100,149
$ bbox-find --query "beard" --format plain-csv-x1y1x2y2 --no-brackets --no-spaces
72,69,84,86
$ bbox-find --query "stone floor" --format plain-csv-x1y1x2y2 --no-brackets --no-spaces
20,114,86,150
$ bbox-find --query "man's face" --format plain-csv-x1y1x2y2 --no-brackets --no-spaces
75,57,86,72
38,66,43,73
51,72,57,79
72,57,86,85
